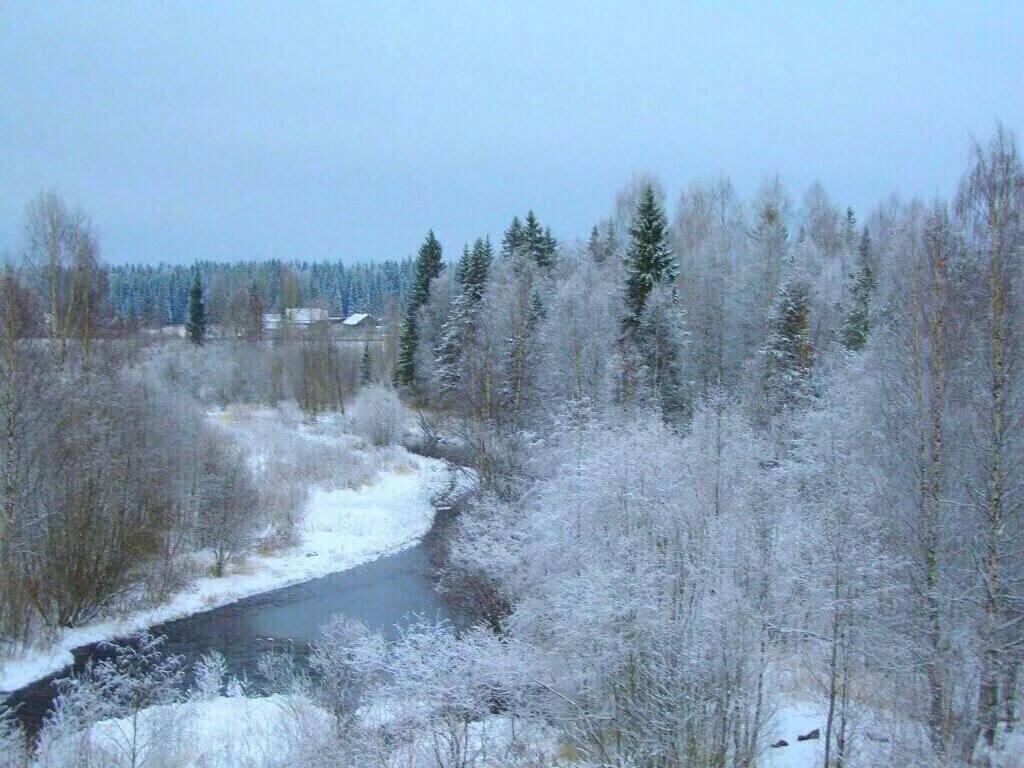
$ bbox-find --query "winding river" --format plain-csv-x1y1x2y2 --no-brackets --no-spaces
4,542,453,735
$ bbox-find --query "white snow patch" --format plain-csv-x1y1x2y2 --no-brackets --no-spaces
762,703,824,768
79,695,330,768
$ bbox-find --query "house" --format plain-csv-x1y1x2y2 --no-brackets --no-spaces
342,313,375,328
262,307,330,331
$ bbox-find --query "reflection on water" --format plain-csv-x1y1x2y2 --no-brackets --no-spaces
5,544,452,734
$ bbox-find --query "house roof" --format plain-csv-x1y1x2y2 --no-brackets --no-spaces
343,313,372,326
286,307,327,324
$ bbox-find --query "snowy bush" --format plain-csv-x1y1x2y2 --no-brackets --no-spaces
191,650,229,701
0,706,27,768
347,385,404,447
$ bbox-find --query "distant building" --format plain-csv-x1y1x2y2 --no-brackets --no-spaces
263,307,329,331
342,313,375,328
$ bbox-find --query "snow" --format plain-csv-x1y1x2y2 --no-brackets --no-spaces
342,312,371,326
0,422,448,694
80,694,331,768
762,703,824,768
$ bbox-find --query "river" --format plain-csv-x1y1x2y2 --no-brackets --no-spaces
3,543,453,735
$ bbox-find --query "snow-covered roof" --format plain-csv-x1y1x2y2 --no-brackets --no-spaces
343,313,372,326
286,307,328,325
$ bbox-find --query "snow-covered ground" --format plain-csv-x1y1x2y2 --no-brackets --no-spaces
41,694,332,768
761,703,828,768
0,411,448,694
35,693,561,768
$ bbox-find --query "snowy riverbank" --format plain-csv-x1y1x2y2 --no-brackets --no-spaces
1,428,448,694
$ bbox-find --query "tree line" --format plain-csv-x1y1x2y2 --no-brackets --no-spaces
384,127,1023,767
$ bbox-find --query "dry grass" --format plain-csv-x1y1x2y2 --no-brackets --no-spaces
214,404,389,549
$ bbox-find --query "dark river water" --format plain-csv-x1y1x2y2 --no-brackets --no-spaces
3,543,453,734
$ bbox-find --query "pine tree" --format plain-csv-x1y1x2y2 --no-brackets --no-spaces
523,212,542,264
540,226,557,269
466,237,493,300
763,278,814,413
360,344,373,385
586,225,604,264
186,269,206,345
395,231,444,388
623,184,677,327
620,184,687,421
395,316,418,386
842,227,876,351
604,220,619,262
435,238,492,398
844,206,857,252
501,216,525,261
522,211,556,270
246,282,264,341
409,230,444,308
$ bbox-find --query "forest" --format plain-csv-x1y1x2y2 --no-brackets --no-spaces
0,126,1021,768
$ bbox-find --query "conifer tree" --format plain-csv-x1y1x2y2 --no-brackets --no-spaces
842,227,876,351
623,184,677,327
502,216,525,261
604,219,619,262
844,206,858,252
523,211,543,261
464,237,493,300
540,226,557,268
246,282,264,341
410,230,444,308
619,184,687,420
586,225,604,264
763,277,814,413
186,269,206,345
522,211,556,270
360,344,374,385
395,231,444,388
435,238,492,398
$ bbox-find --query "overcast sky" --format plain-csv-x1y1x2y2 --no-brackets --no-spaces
2,2,1022,264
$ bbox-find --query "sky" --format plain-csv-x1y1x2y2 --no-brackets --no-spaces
2,2,1022,265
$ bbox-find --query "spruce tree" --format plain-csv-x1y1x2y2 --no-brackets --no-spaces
435,238,492,398
842,227,876,351
360,344,373,385
844,206,857,252
620,184,687,421
522,211,556,270
186,269,206,345
465,237,493,301
763,278,814,412
246,282,264,341
410,230,443,308
501,216,524,261
604,220,619,262
623,184,677,327
539,226,557,269
395,231,444,387
586,225,604,264
395,316,418,386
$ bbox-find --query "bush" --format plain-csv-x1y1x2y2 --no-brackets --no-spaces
347,385,404,447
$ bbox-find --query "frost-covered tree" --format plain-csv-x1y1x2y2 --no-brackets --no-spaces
620,183,688,420
435,237,492,408
842,226,876,351
955,124,1024,753
761,277,814,420
396,230,443,388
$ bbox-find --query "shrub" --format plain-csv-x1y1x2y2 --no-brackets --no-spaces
348,385,404,447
